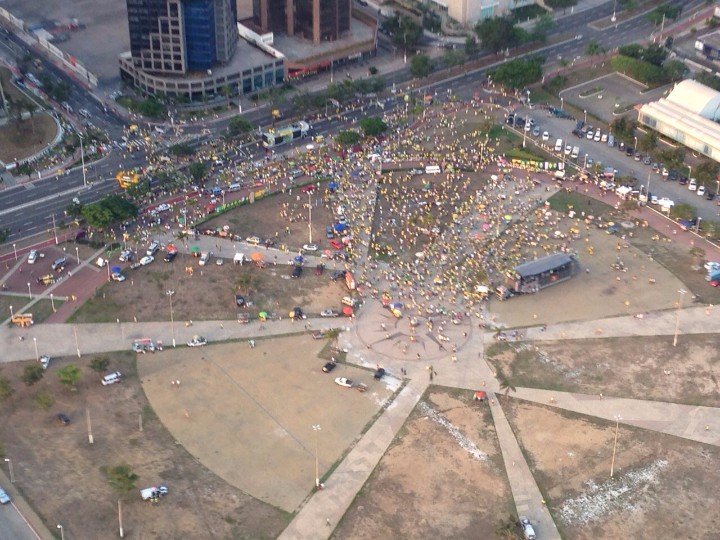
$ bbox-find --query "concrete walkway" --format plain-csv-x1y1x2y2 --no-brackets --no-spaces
489,395,561,540
278,376,428,539
512,387,720,447
0,318,347,363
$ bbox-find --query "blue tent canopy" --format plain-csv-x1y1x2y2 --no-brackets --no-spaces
334,223,348,232
111,266,122,273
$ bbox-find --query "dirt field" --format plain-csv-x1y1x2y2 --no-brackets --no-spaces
0,352,288,539
502,399,720,539
138,335,397,512
202,187,336,254
0,112,58,163
334,387,515,539
68,252,344,323
489,218,686,327
486,334,720,407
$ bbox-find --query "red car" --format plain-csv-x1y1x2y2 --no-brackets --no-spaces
301,184,316,193
329,239,343,250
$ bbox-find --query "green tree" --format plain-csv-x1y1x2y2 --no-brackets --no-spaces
475,16,524,53
0,375,14,401
497,371,516,401
410,54,434,78
138,98,166,119
642,44,667,66
694,71,720,91
383,15,422,50
228,116,253,137
359,117,387,137
169,143,195,156
663,59,687,81
335,130,361,146
104,464,139,496
489,57,544,90
545,0,578,7
465,36,478,55
188,162,209,182
66,200,84,218
618,44,644,59
100,195,138,221
585,40,605,56
90,357,110,373
22,364,45,386
656,147,685,170
610,116,637,145
81,203,113,229
694,160,719,186
670,203,696,221
638,132,658,153
531,12,555,42
34,391,55,410
647,3,680,26
443,49,466,67
57,364,81,391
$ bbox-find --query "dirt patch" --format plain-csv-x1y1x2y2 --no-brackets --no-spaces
0,112,58,163
486,334,720,406
502,399,720,539
0,352,288,539
68,252,344,322
334,387,514,539
201,187,336,253
138,335,397,512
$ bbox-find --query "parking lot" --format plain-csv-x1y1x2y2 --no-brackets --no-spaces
512,106,720,221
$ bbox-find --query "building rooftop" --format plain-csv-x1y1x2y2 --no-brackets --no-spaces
665,79,720,120
271,17,374,61
514,253,574,278
699,30,720,50
639,97,720,148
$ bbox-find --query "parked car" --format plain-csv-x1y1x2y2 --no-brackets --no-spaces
688,178,697,191
187,335,207,347
322,361,337,373
374,367,386,380
164,251,177,263
697,185,706,197
334,377,353,388
302,243,318,252
146,241,160,256
245,236,261,245
119,250,133,262
39,355,51,369
329,239,343,250
321,309,339,317
57,413,71,425
139,255,154,266
140,485,168,501
111,272,126,282
101,371,123,386
519,517,536,540
0,487,10,504
541,131,549,141
291,266,302,278
28,250,39,264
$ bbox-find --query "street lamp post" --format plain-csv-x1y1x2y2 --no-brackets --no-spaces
583,110,587,124
308,192,313,245
33,337,39,362
312,424,321,487
79,134,87,187
611,0,617,22
560,97,564,111
27,282,32,300
4,458,14,483
166,289,176,347
50,293,56,312
75,246,80,265
672,289,686,347
57,525,65,540
9,305,13,320
12,243,17,261
610,415,621,477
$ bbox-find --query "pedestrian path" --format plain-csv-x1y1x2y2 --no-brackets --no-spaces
489,395,561,540
278,376,428,539
512,387,720,447
0,318,347,363
522,305,717,342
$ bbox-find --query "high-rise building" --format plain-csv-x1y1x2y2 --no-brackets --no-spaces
120,0,284,101
125,0,238,75
252,0,350,44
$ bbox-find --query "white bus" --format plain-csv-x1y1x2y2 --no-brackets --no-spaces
262,121,310,148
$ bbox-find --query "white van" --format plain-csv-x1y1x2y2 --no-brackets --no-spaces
199,252,211,266
571,146,580,159
554,139,563,152
425,165,441,174
146,241,160,256
227,183,242,192
102,372,123,386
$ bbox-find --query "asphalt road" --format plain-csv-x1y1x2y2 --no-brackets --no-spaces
0,501,40,540
0,0,706,244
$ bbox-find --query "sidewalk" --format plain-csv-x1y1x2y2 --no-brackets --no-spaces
511,387,720,447
0,318,346,363
278,376,428,539
489,395,561,540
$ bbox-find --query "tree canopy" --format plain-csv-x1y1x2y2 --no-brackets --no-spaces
489,57,544,90
359,117,387,137
82,195,138,229
335,130,362,146
57,364,81,390
105,464,139,496
410,54,434,78
382,15,423,49
228,116,253,137
475,16,526,53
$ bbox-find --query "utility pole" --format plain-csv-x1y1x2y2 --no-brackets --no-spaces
79,134,87,187
610,415,621,477
51,214,58,244
86,407,94,444
672,289,686,347
118,499,124,538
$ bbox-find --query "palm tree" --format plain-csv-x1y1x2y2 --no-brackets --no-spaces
497,370,516,401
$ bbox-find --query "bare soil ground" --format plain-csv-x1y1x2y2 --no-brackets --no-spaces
0,352,288,539
68,252,344,323
202,187,336,253
488,215,685,327
486,334,720,407
501,399,720,540
333,387,515,539
0,112,58,163
137,335,397,512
